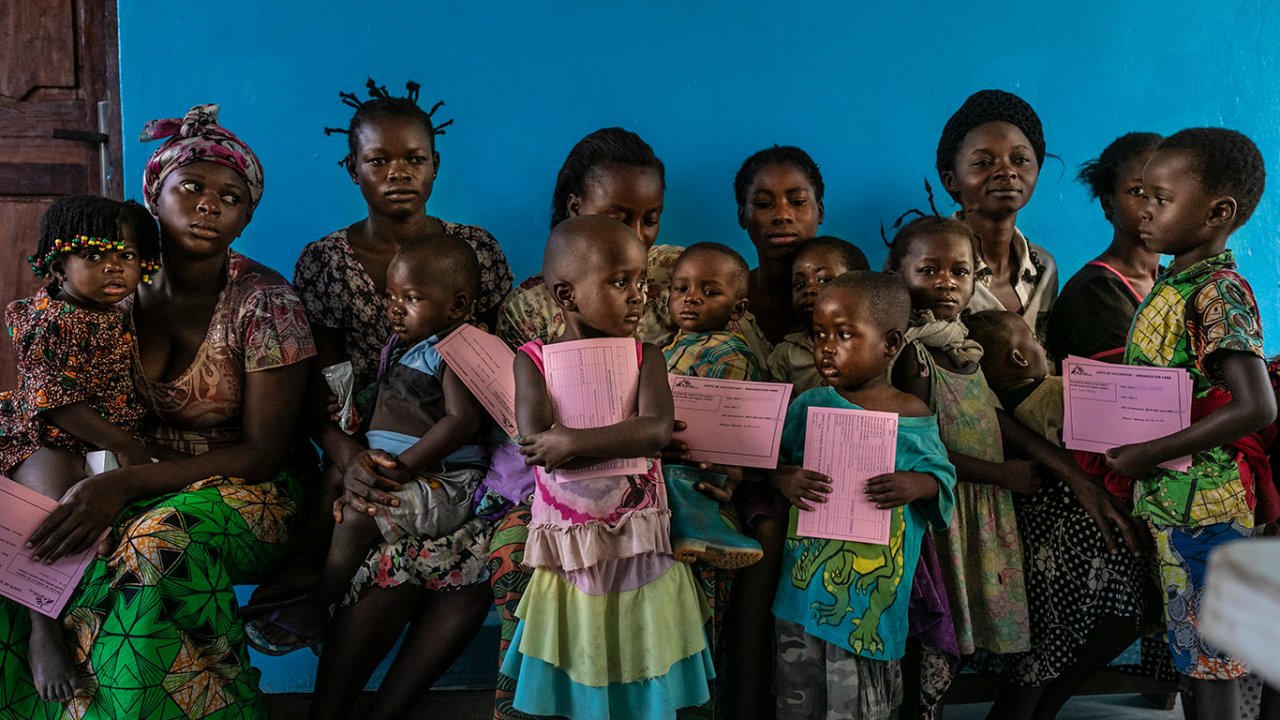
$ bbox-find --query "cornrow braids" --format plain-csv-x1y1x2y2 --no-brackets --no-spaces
1157,127,1267,229
549,127,666,230
1077,132,1162,201
733,145,824,207
879,178,944,247
323,78,453,169
31,195,161,282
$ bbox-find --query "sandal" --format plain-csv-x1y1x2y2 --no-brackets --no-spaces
244,608,322,657
239,584,309,617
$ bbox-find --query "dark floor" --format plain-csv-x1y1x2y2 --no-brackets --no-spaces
266,689,493,719
265,690,1183,720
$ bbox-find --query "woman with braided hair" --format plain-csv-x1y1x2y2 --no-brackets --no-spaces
266,79,511,719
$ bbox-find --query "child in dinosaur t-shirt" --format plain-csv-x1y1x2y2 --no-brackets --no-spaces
770,272,956,720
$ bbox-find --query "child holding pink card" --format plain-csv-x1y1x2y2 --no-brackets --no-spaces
0,195,160,703
771,271,955,720
501,215,713,719
1104,129,1277,718
663,242,765,569
889,217,1149,718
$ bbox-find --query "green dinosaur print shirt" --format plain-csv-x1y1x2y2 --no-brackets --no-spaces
772,387,957,660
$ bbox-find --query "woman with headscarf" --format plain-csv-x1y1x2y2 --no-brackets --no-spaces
0,104,316,720
935,89,1058,341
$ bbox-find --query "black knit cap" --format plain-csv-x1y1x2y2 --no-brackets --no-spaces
935,89,1045,175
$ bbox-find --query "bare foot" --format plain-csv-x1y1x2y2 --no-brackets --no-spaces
28,618,80,703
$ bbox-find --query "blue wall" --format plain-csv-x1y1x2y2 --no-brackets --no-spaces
119,1,1280,352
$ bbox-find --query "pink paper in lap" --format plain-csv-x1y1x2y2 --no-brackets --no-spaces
0,475,100,618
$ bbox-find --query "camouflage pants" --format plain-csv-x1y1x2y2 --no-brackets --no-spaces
775,619,902,720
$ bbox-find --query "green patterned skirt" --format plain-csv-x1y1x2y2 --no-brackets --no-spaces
0,469,303,720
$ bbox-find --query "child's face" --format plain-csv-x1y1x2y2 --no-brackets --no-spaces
155,161,251,257
944,121,1039,216
738,163,823,262
1105,151,1155,241
350,115,438,220
570,238,648,338
895,233,975,321
668,250,747,333
811,287,895,391
384,257,463,345
54,226,143,310
569,166,664,250
791,245,851,321
1139,150,1222,265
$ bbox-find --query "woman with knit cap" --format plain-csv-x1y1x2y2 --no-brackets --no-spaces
935,93,1159,720
0,104,316,720
936,90,1058,341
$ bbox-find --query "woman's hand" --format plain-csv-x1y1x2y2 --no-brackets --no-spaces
27,474,128,563
518,425,577,471
1105,444,1157,479
996,459,1043,495
1067,475,1147,556
771,464,832,511
865,471,937,509
338,450,404,518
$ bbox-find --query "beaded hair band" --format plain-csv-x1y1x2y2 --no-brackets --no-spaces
28,234,161,284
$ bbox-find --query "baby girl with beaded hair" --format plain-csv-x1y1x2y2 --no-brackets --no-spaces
0,195,160,703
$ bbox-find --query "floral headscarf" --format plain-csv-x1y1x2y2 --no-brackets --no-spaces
140,104,264,215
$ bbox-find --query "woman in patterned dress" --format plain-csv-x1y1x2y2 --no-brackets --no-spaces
277,80,509,720
0,104,316,720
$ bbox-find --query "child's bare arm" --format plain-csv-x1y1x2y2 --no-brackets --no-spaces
1107,351,1276,477
41,403,149,465
948,450,1041,494
999,410,1144,554
395,365,484,475
520,344,674,470
514,351,554,437
865,471,939,509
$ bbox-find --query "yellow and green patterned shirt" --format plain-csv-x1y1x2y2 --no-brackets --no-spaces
1124,250,1265,527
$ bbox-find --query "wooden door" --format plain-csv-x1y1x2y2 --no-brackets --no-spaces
0,1,123,389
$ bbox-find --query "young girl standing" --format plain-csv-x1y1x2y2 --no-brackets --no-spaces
501,215,713,719
0,195,159,703
1107,128,1276,720
936,90,1057,341
887,216,1031,677
889,216,1144,720
1048,132,1163,363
